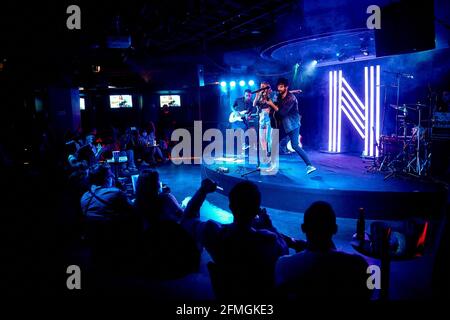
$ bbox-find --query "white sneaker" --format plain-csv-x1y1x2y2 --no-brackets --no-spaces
263,163,277,173
306,165,317,174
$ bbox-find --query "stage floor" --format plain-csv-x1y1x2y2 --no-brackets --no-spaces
201,150,447,219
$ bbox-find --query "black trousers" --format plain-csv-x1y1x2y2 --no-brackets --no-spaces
279,126,312,166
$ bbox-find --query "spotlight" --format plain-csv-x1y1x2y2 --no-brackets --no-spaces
239,80,245,87
337,50,347,62
220,81,227,87
230,81,236,87
360,35,370,56
248,80,255,86
312,59,318,65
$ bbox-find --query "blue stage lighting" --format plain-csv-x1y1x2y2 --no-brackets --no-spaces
230,81,236,87
239,80,245,87
220,81,227,87
312,60,318,65
248,80,255,86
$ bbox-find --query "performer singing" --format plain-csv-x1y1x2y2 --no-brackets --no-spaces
253,81,273,162
266,78,317,174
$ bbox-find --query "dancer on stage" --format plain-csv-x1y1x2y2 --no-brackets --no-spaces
266,78,317,174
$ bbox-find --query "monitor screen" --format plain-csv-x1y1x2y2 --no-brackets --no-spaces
160,95,181,108
80,97,85,110
110,95,133,108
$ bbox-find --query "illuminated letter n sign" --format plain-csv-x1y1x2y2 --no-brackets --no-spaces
328,66,380,157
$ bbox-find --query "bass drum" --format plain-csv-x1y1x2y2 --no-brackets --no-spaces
380,135,403,157
287,135,303,152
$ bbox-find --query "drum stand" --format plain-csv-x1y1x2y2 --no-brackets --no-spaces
385,104,430,180
365,127,383,172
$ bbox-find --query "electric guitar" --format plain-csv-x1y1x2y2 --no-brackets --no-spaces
229,110,257,124
229,110,248,123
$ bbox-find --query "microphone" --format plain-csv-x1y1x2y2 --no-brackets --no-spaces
251,86,270,94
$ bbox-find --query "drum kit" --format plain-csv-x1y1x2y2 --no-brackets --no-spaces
377,102,432,179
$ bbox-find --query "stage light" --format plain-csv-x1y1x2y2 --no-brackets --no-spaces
360,35,370,57
239,80,245,87
304,60,318,75
248,80,255,86
336,50,348,61
229,81,236,87
220,81,227,87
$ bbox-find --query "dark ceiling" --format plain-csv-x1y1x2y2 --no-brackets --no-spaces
0,0,300,87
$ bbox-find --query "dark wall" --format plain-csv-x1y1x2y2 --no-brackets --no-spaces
79,88,203,134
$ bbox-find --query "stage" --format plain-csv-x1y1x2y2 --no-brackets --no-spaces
201,150,447,220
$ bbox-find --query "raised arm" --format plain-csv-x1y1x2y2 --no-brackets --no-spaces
183,178,217,219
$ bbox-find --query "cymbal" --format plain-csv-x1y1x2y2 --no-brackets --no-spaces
391,103,428,111
390,104,408,111
403,103,427,107
402,103,428,110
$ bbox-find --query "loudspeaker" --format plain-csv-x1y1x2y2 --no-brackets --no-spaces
375,1,435,57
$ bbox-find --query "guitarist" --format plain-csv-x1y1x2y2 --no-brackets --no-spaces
266,78,317,175
231,89,254,127
231,89,255,150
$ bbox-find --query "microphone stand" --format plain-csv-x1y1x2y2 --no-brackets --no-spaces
241,104,262,177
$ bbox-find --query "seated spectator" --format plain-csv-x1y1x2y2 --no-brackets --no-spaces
65,135,88,172
182,180,289,299
75,133,103,167
80,163,140,271
119,127,138,173
81,163,134,221
135,169,200,278
138,126,166,165
275,201,371,300
135,169,183,223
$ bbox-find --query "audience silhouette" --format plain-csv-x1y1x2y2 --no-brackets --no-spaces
183,179,288,299
275,201,372,300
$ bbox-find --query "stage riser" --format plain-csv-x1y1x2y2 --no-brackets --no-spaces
202,166,446,220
